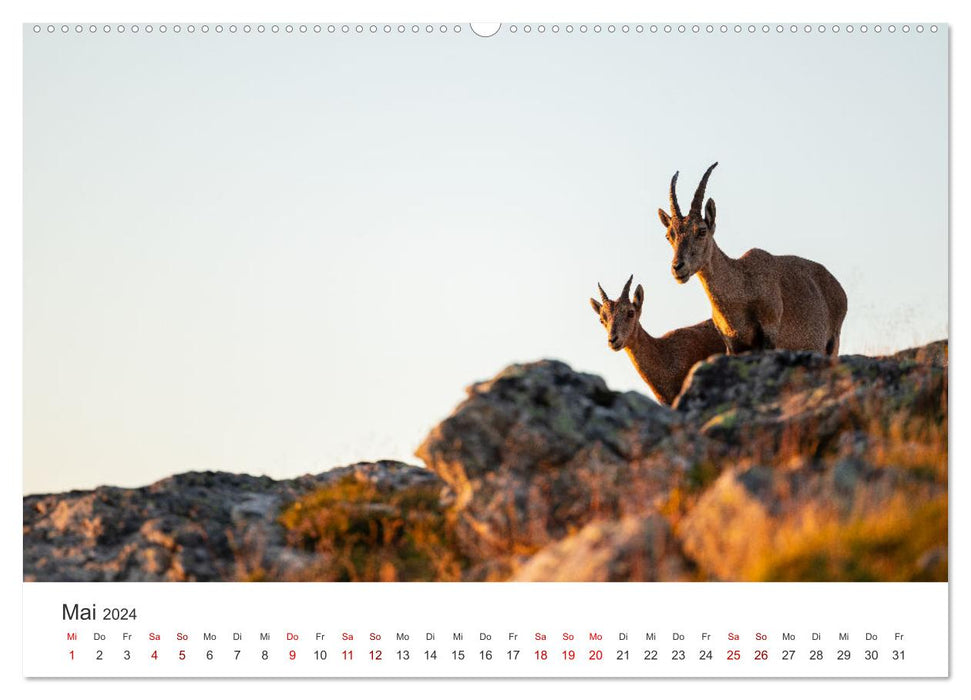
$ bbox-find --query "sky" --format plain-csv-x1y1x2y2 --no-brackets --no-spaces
23,24,948,494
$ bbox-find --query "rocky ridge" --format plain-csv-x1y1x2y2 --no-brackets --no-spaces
24,341,947,582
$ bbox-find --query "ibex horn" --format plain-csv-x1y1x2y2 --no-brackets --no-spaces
620,274,634,301
690,162,718,216
598,283,609,303
669,171,683,220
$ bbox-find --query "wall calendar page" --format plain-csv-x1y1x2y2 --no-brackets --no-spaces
13,2,955,694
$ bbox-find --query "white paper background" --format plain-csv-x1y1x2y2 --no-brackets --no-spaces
2,0,963,698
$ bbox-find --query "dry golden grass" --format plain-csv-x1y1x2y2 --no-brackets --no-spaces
670,358,947,582
753,495,947,582
277,476,466,582
862,392,948,483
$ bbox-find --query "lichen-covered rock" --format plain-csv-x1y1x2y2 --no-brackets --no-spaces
415,360,701,561
23,462,439,581
673,345,947,473
888,339,948,369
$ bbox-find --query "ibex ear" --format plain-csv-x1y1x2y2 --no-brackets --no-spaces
704,198,716,230
658,209,671,229
589,298,602,316
632,284,644,310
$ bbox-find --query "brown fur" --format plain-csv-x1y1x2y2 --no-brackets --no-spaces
660,163,848,355
590,276,726,405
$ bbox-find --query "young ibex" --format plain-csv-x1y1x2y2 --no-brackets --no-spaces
660,163,848,355
590,275,725,405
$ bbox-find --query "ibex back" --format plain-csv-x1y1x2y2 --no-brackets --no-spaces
659,163,848,356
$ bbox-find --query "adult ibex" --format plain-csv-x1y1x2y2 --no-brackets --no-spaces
659,163,847,355
590,275,725,405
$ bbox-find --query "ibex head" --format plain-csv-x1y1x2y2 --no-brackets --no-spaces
589,275,645,351
659,162,718,284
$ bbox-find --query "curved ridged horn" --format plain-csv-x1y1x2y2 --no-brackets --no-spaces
620,274,634,301
690,162,718,215
669,171,682,220
598,283,609,303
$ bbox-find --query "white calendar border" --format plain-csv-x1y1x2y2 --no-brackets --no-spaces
2,0,962,697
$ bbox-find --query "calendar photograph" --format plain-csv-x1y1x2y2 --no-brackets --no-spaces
23,22,947,589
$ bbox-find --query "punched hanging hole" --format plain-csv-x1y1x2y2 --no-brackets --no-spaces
470,23,501,38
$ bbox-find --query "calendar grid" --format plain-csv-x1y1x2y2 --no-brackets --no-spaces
24,582,949,678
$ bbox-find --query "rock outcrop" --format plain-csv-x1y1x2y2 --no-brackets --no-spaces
24,341,948,582
23,462,440,582
413,360,697,567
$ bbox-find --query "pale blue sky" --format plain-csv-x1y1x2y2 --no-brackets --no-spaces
24,25,947,494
